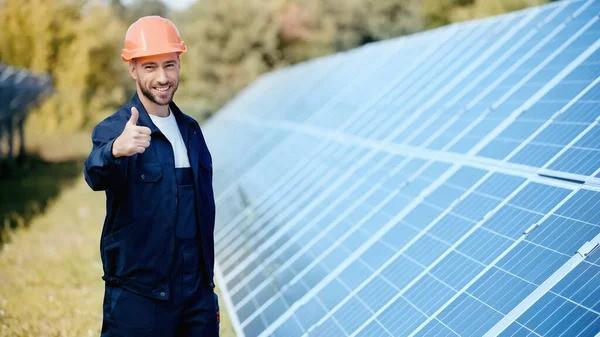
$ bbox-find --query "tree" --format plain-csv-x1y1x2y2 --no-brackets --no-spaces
0,0,127,132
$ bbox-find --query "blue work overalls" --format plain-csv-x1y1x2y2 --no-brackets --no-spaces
100,158,219,336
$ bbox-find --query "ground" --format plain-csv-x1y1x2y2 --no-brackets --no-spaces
0,131,236,337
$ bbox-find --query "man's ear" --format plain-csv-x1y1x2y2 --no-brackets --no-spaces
128,60,137,80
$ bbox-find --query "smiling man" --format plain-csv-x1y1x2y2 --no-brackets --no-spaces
84,16,219,336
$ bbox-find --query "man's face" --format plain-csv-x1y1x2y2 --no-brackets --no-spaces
129,53,180,106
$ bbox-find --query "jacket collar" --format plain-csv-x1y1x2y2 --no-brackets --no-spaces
129,92,195,134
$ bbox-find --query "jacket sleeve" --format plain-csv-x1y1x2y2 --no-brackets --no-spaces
84,122,129,191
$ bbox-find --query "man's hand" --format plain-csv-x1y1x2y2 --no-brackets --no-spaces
112,107,152,158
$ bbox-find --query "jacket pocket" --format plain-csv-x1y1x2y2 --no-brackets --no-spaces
134,163,163,183
131,163,163,220
101,223,158,287
109,286,156,329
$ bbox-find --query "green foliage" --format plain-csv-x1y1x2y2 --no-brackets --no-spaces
0,0,548,130
0,1,127,133
424,0,549,29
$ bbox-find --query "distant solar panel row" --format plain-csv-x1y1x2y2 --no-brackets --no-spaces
203,0,600,336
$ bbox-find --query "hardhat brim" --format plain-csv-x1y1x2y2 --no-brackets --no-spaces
121,43,187,62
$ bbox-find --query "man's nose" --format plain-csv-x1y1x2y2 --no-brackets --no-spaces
157,68,168,84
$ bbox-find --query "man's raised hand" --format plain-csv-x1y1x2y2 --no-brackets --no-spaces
112,107,152,158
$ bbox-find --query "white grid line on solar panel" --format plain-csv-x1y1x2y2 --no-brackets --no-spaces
452,17,596,154
309,19,500,142
242,162,463,334
223,159,410,298
499,261,600,337
213,0,592,197
219,167,337,269
212,1,596,334
276,45,404,124
221,56,342,121
211,127,284,206
254,34,427,125
304,176,538,336
209,53,349,203
483,243,595,336
213,141,353,249
432,38,598,164
306,44,426,129
223,113,598,200
216,129,436,278
214,260,245,335
214,138,352,240
220,155,394,288
216,145,375,271
217,5,552,276
467,7,600,157
214,135,338,241
328,181,580,334
230,156,428,314
510,263,600,316
251,163,486,334
222,153,401,294
408,0,591,154
477,41,600,165
481,187,600,336
501,299,598,337
213,18,476,215
218,139,352,236
530,215,600,266
211,28,450,231
225,158,440,302
213,130,370,243
351,12,533,140
211,21,464,236
387,13,546,146
216,151,412,274
218,167,364,276
354,20,505,144
308,27,472,138
547,125,600,177
216,163,343,269
216,132,292,191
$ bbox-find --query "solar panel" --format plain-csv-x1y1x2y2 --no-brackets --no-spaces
203,1,600,336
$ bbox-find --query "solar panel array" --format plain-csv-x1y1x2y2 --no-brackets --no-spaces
203,1,600,336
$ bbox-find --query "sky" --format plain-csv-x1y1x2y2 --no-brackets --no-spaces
159,0,196,10
121,0,197,11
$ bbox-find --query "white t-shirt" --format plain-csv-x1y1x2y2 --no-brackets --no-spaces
149,109,191,168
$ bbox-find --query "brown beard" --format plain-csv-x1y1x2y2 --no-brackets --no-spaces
139,80,178,106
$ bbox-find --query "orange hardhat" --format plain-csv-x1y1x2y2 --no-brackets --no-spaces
121,16,187,62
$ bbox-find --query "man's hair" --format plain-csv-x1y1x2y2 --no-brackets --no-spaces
130,54,180,66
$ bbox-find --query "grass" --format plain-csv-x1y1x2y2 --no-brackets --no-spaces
0,131,236,337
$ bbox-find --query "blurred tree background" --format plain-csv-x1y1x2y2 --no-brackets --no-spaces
0,0,550,133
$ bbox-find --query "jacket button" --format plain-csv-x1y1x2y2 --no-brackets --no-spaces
160,292,166,297
141,174,145,180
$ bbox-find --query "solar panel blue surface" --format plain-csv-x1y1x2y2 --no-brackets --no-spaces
202,1,600,336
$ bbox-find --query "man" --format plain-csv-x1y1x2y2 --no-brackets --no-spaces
84,16,219,336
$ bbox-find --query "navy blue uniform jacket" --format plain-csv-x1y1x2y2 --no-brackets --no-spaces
84,93,216,300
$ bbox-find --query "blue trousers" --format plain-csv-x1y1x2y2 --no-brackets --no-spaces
101,168,219,336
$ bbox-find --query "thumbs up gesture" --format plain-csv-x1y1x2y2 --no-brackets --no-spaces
112,107,152,158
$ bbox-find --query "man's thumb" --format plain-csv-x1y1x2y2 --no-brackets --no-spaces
128,107,139,126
